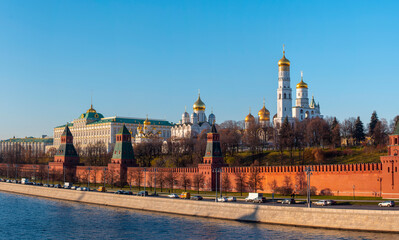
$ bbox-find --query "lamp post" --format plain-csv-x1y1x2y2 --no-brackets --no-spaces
88,167,91,189
154,168,157,195
212,168,221,202
377,177,382,197
305,167,312,208
144,168,147,196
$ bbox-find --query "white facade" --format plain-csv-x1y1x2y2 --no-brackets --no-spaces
51,106,172,152
0,137,53,155
171,94,215,139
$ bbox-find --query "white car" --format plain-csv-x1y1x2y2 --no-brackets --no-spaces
378,201,395,207
168,193,179,198
314,200,328,206
227,197,237,202
217,197,228,202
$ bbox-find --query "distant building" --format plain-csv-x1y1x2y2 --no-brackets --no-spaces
51,105,173,152
0,136,53,155
171,94,216,139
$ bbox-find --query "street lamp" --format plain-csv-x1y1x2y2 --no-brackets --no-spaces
377,177,382,197
154,168,157,195
305,167,312,208
212,168,221,202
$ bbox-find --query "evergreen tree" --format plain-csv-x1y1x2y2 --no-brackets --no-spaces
354,116,365,145
369,111,379,136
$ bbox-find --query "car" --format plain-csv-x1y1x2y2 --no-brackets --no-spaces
217,197,228,202
49,184,54,188
54,184,62,188
180,192,191,199
76,187,83,191
6,180,11,183
282,198,296,205
378,201,395,207
71,186,79,190
326,200,336,205
124,191,133,195
191,196,203,201
227,197,237,202
314,200,328,206
97,186,107,192
36,183,43,186
114,190,125,194
168,193,179,198
137,191,148,196
252,197,266,203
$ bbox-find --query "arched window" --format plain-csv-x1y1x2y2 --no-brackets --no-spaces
279,94,281,99
284,93,286,99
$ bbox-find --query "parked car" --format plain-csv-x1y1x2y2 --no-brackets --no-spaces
114,190,124,194
168,193,179,198
282,198,295,205
191,196,203,201
137,191,148,196
36,183,43,186
217,197,228,202
314,200,328,206
71,186,79,190
49,184,54,188
124,191,133,195
253,197,266,203
227,197,237,202
378,201,395,207
326,200,336,205
97,186,107,192
54,184,62,188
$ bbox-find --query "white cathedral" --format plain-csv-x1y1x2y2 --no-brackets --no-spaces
171,94,216,139
245,47,322,128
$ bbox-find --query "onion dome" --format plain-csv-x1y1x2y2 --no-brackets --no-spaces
278,47,290,66
87,104,96,113
296,71,308,89
245,113,255,123
79,104,104,119
193,94,206,111
258,103,270,121
143,116,150,125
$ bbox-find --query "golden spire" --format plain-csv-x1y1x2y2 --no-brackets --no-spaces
278,44,290,66
144,115,150,125
245,107,255,122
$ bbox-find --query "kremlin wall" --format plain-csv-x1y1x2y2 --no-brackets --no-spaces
1,120,399,199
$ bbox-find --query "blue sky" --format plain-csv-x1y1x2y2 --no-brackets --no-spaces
0,1,398,139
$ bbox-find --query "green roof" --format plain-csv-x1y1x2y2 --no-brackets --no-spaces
118,125,131,135
55,117,173,129
0,137,53,144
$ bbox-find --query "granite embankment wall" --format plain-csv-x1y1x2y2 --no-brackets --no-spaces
0,183,398,233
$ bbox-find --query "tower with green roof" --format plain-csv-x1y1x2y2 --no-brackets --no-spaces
53,125,79,166
108,124,136,185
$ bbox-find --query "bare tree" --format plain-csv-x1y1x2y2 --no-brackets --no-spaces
165,170,178,193
234,172,246,196
246,167,264,192
180,172,191,191
221,173,231,194
192,173,205,194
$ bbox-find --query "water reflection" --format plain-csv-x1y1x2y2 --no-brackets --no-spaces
0,192,395,240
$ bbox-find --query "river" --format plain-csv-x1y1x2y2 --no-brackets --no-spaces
0,192,395,239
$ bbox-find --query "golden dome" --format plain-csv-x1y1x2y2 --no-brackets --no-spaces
86,104,97,113
193,94,206,111
143,116,150,125
258,105,270,121
278,46,290,66
245,113,255,122
296,71,308,89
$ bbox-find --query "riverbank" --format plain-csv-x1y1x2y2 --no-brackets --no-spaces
0,182,398,233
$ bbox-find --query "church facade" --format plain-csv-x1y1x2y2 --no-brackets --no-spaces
171,94,216,139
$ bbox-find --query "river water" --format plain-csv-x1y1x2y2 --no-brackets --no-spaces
0,192,395,240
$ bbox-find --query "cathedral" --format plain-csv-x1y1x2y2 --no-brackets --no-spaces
245,47,322,128
171,94,216,139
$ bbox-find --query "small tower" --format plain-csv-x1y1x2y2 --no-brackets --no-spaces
53,124,79,166
193,93,207,123
295,71,309,107
111,124,136,166
245,108,256,129
202,123,225,167
258,98,270,127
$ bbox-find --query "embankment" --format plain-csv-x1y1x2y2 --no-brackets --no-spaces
0,182,397,233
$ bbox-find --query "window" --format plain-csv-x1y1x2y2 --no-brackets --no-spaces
284,93,286,99
395,138,398,145
279,94,281,99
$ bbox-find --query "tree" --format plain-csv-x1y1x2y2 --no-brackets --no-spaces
246,167,264,192
157,171,165,192
133,169,143,191
221,173,231,194
192,173,205,194
368,111,379,137
234,172,246,196
330,117,341,148
165,170,178,192
373,119,389,146
180,172,191,191
353,116,365,145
